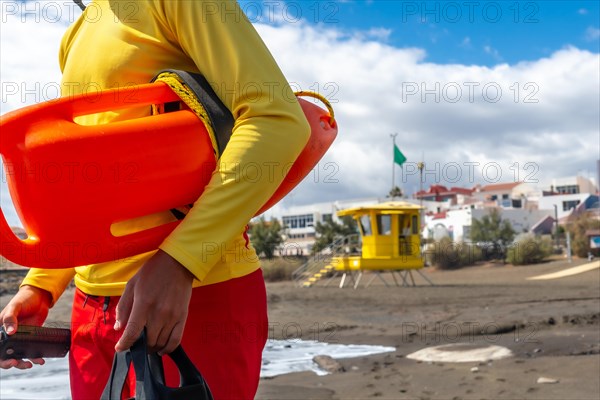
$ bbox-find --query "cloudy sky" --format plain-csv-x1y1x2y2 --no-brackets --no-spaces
1,0,599,226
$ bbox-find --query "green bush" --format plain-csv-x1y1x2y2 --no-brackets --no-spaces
249,217,284,259
507,235,552,265
428,238,483,270
470,209,516,261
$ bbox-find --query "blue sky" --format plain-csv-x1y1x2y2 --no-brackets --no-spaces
240,0,600,65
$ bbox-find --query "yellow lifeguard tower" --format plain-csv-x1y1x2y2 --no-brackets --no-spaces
300,202,433,288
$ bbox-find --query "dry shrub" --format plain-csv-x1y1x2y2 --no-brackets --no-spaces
428,237,483,270
507,235,552,265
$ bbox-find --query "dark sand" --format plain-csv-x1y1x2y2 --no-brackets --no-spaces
257,258,599,400
2,258,599,399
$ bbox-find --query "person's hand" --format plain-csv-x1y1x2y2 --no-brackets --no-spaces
0,285,52,369
114,250,194,355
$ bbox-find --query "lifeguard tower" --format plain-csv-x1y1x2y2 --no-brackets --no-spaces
298,202,433,288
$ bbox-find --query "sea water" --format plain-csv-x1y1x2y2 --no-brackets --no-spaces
0,340,395,399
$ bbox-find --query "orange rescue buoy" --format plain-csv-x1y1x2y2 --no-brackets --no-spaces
0,82,337,268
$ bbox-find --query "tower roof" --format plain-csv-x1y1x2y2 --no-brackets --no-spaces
337,201,422,216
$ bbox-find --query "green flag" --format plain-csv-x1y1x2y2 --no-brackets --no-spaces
394,144,407,166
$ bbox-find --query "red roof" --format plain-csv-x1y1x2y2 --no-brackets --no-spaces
479,182,522,192
432,211,447,220
414,185,474,198
450,187,474,195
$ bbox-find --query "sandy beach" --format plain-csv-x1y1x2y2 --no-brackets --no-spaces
2,258,599,400
256,258,599,400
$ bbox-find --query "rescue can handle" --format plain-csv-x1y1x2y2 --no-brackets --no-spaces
0,207,35,266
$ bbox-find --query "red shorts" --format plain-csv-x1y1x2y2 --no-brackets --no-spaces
69,269,268,400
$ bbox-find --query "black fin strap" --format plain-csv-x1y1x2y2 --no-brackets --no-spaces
73,0,86,11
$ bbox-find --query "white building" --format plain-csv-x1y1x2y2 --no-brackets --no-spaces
424,207,554,242
551,175,598,195
538,193,599,222
472,182,540,209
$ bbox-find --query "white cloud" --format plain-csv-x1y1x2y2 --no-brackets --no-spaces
1,8,599,227
361,27,393,42
483,45,502,62
256,23,599,206
460,36,472,49
585,26,600,41
578,8,589,15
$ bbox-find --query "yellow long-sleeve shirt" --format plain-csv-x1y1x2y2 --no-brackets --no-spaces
22,0,310,303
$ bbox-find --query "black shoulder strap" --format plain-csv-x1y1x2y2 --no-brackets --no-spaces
153,69,234,158
73,0,86,11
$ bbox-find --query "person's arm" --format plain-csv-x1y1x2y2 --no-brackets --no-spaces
20,269,75,306
156,0,311,280
0,284,54,370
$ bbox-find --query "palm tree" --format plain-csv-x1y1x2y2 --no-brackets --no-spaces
387,186,403,199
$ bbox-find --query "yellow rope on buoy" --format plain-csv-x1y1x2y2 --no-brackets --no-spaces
155,72,220,158
295,91,335,126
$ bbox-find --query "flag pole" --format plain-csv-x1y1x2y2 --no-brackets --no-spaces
390,133,398,197
418,151,425,207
